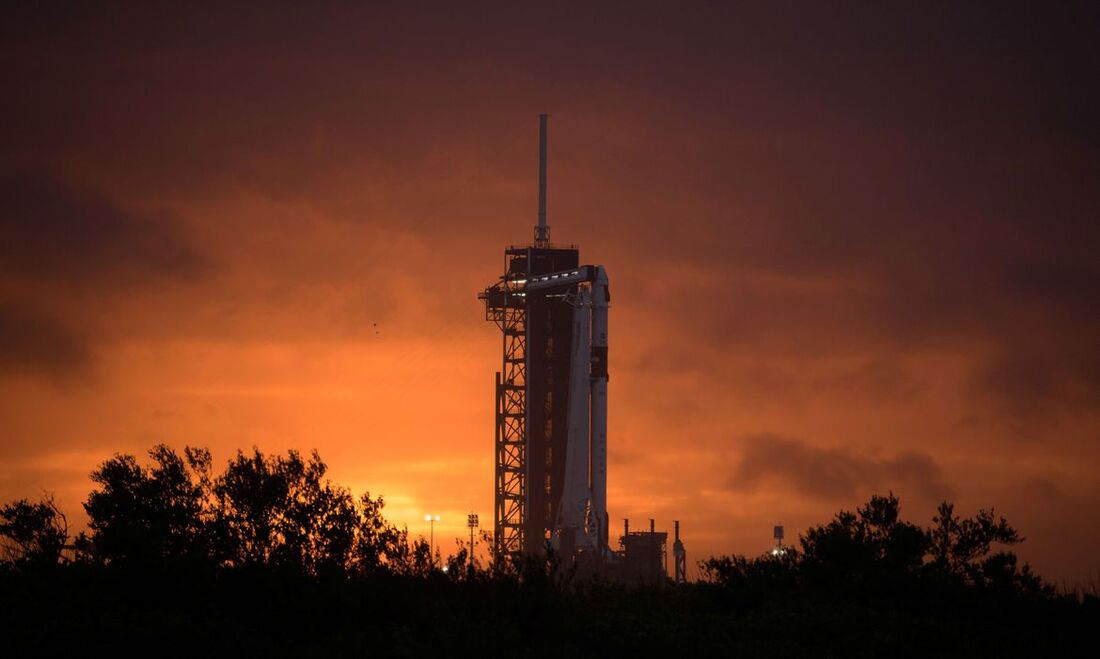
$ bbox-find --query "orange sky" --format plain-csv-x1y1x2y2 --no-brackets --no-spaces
2,3,1098,583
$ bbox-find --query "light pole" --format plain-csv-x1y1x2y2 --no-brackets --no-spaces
467,513,479,574
425,514,440,567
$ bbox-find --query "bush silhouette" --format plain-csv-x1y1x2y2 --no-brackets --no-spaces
1,445,1095,656
211,448,358,572
0,496,67,567
83,445,210,565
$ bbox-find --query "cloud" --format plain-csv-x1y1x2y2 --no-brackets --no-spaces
727,433,953,502
0,169,212,379
0,168,207,286
970,346,1100,424
0,301,90,378
810,360,920,404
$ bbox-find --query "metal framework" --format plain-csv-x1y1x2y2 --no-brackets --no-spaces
482,254,528,560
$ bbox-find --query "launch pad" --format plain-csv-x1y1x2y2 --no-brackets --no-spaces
479,116,686,583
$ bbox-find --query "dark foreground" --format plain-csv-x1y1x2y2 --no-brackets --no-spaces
2,445,1097,656
1,564,1095,657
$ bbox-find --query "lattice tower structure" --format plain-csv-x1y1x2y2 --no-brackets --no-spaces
481,245,579,560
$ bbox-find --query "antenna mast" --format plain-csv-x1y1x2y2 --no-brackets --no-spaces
535,113,550,247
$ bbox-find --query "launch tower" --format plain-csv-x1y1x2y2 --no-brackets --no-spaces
479,115,610,563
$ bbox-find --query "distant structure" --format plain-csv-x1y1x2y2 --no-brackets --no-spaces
479,115,681,582
619,519,666,583
772,524,785,556
673,520,687,583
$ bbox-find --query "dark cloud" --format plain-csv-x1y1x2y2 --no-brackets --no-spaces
1022,477,1064,502
0,169,210,379
1000,259,1100,325
0,301,90,378
970,346,1100,423
0,169,207,286
810,361,920,404
727,433,953,502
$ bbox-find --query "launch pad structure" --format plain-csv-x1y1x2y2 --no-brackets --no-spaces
479,115,685,582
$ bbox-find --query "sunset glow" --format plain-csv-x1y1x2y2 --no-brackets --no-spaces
2,4,1098,586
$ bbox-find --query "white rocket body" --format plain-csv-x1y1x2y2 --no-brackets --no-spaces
536,266,609,556
556,288,593,547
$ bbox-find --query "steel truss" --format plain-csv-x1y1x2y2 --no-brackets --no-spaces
481,260,528,562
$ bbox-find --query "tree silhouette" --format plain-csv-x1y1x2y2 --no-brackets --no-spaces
929,501,1047,594
83,445,210,565
353,492,408,575
76,444,423,576
702,492,1047,604
210,448,359,573
0,495,67,567
930,502,1018,576
798,492,929,590
2,445,1092,656
386,535,434,577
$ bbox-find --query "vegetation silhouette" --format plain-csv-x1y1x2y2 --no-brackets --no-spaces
1,444,1095,657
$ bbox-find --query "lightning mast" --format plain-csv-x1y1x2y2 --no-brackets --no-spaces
535,114,550,247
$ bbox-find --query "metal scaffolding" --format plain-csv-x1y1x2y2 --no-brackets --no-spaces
481,253,528,560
